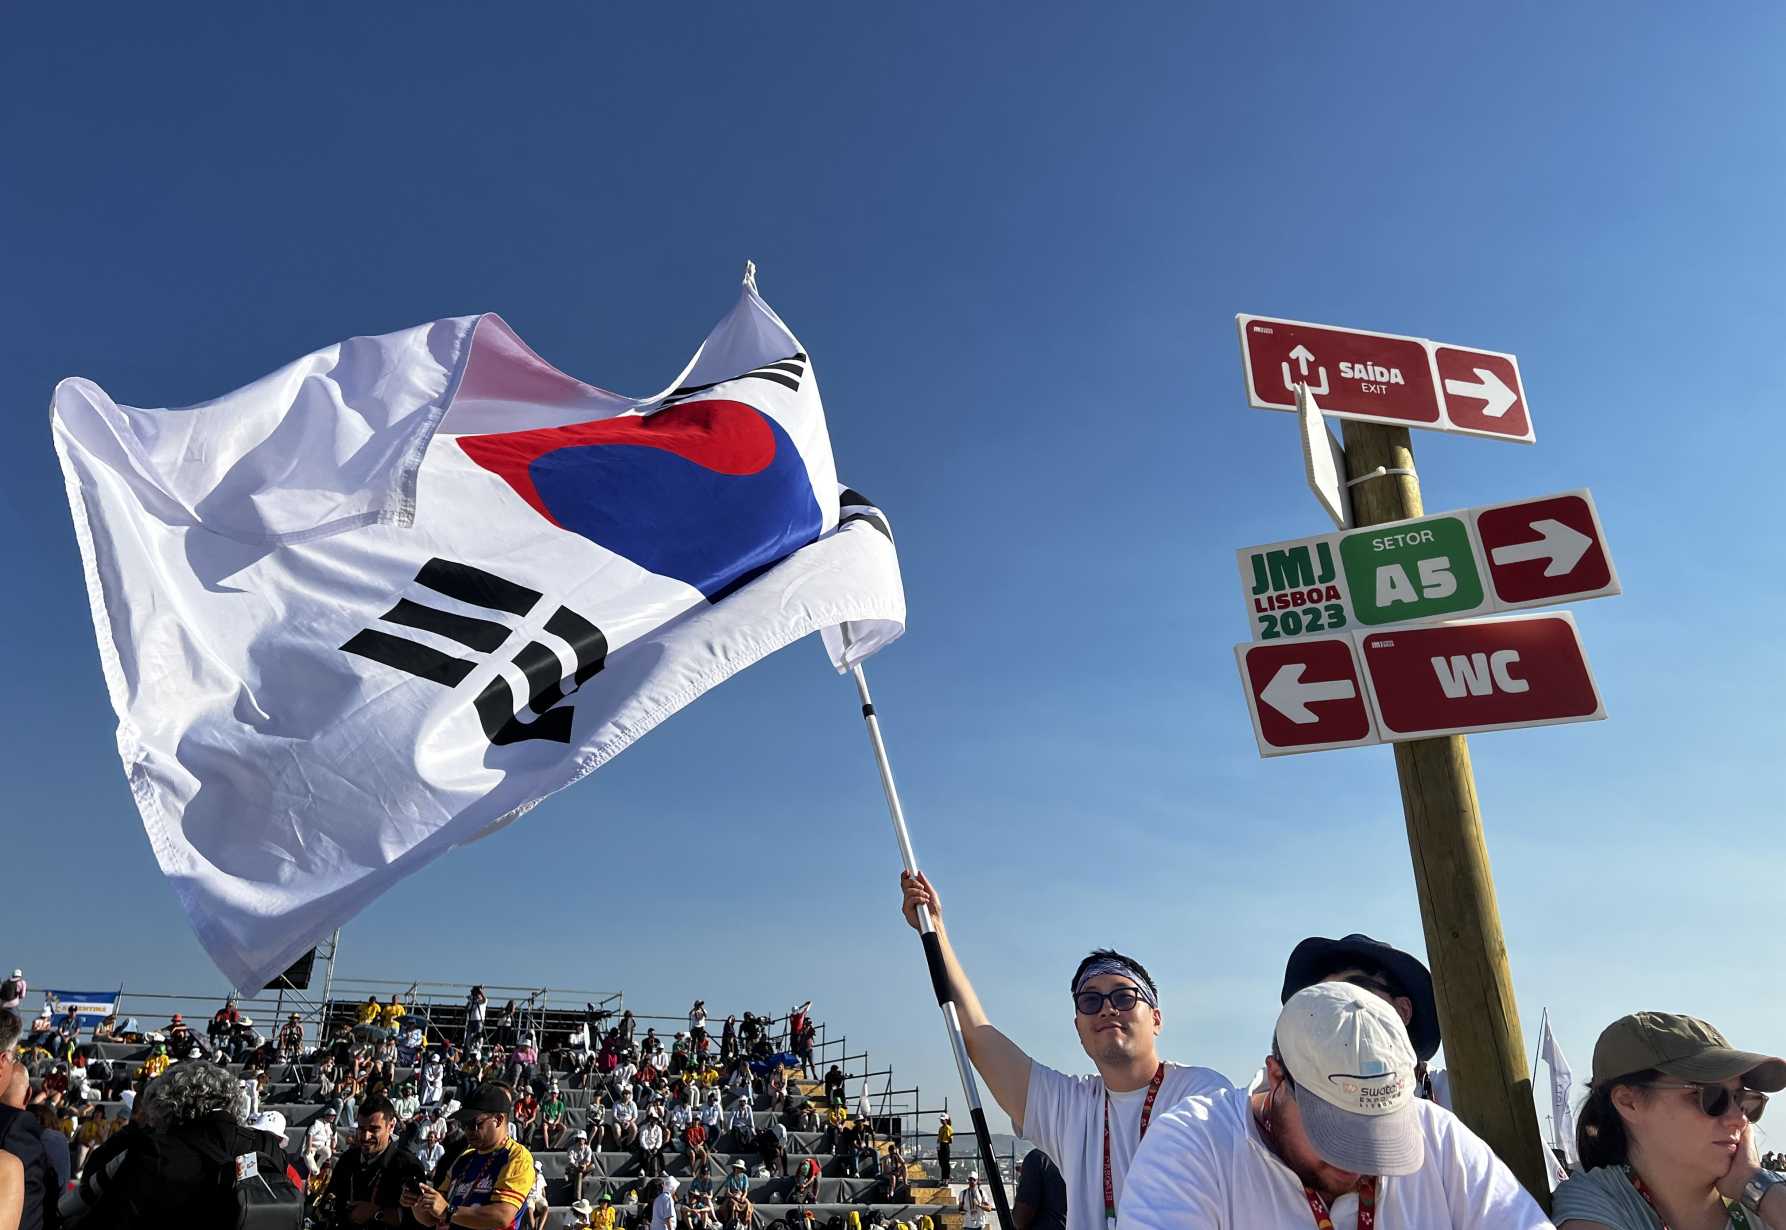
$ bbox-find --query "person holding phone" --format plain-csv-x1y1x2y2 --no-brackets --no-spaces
403,1084,535,1230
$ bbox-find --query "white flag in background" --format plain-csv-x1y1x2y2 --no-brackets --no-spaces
1538,1008,1579,1169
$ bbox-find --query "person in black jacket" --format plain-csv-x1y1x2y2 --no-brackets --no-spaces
84,1058,298,1227
316,1094,422,1230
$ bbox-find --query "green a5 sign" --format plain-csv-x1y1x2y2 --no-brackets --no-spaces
1239,513,1488,640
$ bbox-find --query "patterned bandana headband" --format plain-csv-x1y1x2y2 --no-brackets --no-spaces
1074,957,1158,1008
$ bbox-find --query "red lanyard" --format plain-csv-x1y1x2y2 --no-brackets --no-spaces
1300,1176,1377,1230
1627,1167,1752,1230
1101,1063,1167,1225
1261,1099,1377,1230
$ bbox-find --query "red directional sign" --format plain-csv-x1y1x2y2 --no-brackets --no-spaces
1434,345,1530,441
1237,317,1439,427
1473,491,1619,609
1357,613,1604,740
1237,314,1535,443
1236,635,1378,756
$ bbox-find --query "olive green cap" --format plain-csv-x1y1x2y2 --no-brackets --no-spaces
1591,1012,1786,1091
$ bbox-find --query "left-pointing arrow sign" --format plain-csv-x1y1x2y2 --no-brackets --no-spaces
1236,636,1379,756
1260,664,1356,724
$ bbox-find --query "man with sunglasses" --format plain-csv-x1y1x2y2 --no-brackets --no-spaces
1121,982,1550,1228
899,870,1227,1230
404,1083,537,1230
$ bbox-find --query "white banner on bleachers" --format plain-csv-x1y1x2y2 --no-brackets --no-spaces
53,271,905,991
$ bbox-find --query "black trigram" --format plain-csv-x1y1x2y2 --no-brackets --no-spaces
659,352,807,405
838,488,892,542
340,558,607,746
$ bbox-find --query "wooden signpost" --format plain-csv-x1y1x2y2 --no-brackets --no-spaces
1231,314,1614,1204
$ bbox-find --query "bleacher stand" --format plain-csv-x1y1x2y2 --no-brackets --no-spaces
5,983,947,1230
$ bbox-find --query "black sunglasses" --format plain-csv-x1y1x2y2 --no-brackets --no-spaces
1073,986,1147,1015
1643,1081,1769,1122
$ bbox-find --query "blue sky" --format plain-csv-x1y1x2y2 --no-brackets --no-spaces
4,4,1783,1146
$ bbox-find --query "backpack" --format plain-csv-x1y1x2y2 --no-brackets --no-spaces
0,978,20,1005
223,1143,305,1230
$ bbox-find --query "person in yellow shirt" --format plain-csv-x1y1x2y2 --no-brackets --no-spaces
380,996,406,1033
406,1083,536,1230
936,1112,955,1185
137,1043,170,1082
356,996,381,1027
591,1192,617,1230
72,1106,109,1174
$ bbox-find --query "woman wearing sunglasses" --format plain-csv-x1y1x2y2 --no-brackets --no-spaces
1555,1012,1786,1230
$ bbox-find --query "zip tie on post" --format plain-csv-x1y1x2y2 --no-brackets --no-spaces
1345,466,1416,488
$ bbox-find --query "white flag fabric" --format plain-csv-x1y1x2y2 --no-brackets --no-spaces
1538,1009,1579,1167
52,277,904,990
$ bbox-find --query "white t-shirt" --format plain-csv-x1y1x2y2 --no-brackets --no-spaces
1023,1060,1229,1230
960,1183,994,1228
1119,1085,1555,1229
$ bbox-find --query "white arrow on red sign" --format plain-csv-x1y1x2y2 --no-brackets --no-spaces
1260,663,1357,724
1235,636,1378,756
1487,519,1593,578
1442,367,1518,420
1237,314,1534,443
1473,491,1619,609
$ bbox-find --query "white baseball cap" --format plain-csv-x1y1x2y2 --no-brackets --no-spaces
1275,981,1423,1176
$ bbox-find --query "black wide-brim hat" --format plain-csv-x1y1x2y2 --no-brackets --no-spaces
1282,933,1441,1062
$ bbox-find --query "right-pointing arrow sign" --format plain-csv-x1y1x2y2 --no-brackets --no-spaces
1433,344,1532,441
1443,367,1518,419
1489,519,1593,577
1475,490,1620,609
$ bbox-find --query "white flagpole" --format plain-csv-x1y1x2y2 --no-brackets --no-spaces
848,661,1014,1230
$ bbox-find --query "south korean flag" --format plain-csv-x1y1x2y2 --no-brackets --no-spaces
52,267,905,989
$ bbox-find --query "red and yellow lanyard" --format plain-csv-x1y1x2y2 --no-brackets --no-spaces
1300,1176,1377,1230
1102,1063,1166,1227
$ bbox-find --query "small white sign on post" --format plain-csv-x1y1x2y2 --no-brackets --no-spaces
1298,382,1350,530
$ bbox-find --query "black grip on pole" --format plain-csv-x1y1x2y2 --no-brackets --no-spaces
919,930,951,1006
861,702,876,718
969,1104,1018,1230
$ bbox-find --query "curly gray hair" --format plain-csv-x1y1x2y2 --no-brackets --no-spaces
140,1059,245,1127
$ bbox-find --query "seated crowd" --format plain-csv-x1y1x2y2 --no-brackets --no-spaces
0,983,918,1230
